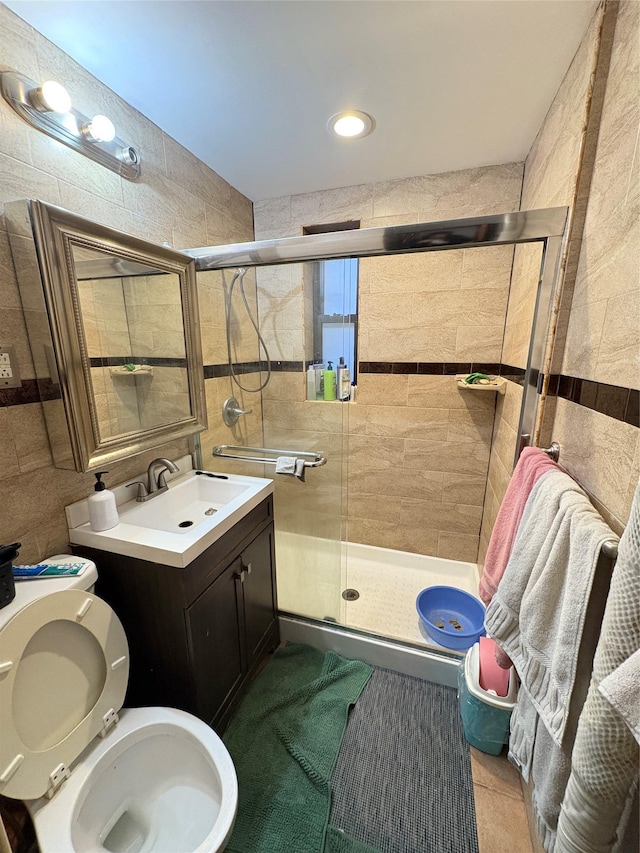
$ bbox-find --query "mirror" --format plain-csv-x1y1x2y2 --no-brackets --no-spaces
6,199,207,472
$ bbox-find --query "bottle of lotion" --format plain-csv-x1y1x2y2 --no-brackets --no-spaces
323,361,336,400
306,365,316,400
88,471,119,531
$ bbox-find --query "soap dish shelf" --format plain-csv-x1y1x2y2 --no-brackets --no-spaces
456,374,506,395
109,365,154,376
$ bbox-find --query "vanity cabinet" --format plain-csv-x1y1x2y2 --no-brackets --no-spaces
73,496,278,732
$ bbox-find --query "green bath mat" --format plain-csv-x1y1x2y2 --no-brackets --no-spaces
223,643,378,853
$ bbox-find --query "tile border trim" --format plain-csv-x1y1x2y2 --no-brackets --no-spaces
3,363,637,427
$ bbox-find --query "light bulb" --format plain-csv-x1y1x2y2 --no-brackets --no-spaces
334,115,365,137
328,110,374,139
82,115,116,143
32,80,72,113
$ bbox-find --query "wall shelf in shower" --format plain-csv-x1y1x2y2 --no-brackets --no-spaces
109,364,154,376
456,375,506,395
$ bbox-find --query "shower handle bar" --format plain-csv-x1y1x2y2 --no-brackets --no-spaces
212,444,327,468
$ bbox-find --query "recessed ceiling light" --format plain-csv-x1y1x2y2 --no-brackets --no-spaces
328,110,374,139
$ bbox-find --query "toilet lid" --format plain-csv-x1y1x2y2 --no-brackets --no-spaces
0,589,129,800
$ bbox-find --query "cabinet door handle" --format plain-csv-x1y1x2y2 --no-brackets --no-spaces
244,562,252,575
234,569,247,583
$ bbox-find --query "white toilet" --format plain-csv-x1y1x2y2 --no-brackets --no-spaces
0,555,238,853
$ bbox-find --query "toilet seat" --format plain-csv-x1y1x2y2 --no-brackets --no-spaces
0,589,128,801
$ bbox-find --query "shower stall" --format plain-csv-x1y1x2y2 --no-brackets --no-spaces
186,208,567,681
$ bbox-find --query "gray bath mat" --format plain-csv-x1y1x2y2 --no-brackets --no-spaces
330,668,479,853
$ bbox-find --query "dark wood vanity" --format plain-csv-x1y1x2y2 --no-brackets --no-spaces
73,496,279,732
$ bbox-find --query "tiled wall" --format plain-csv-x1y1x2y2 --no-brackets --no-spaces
547,0,640,530
0,5,255,563
254,163,524,562
478,0,640,561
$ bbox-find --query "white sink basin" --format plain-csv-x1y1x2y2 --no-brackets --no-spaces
67,470,274,567
122,476,253,534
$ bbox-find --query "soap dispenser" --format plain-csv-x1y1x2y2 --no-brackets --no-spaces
88,471,119,531
323,361,337,400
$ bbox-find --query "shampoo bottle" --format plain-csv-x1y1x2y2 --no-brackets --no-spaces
337,356,351,401
323,361,337,400
306,365,316,400
88,471,119,532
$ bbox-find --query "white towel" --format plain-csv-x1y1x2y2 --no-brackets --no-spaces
556,477,640,853
599,649,640,745
485,469,618,851
275,456,306,481
485,469,617,746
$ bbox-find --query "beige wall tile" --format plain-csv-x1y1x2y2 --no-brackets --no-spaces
290,183,374,226
442,472,488,507
447,408,494,445
437,532,479,562
596,289,640,389
356,374,408,407
413,289,508,328
359,518,440,556
400,497,482,536
404,439,490,476
364,326,457,362
552,398,638,525
455,325,505,362
361,250,464,294
358,291,414,329
461,245,515,290
0,4,40,79
364,404,449,441
163,134,231,211
0,151,61,207
253,195,294,240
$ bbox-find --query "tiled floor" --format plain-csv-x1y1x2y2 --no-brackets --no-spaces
470,747,535,853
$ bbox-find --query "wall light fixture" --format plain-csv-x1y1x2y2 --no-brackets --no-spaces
1,71,141,179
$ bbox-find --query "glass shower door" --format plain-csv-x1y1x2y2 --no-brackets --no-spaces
257,259,352,623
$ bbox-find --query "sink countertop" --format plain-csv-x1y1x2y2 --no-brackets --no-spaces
67,465,274,568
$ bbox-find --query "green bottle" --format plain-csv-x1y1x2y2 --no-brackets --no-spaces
323,360,336,400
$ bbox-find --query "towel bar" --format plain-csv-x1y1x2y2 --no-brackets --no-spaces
212,444,327,468
541,441,618,559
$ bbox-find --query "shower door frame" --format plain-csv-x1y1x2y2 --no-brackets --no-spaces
187,207,569,679
186,206,568,457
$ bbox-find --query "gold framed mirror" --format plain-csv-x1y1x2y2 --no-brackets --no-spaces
6,199,207,472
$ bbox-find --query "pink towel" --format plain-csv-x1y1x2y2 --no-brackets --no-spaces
479,446,558,605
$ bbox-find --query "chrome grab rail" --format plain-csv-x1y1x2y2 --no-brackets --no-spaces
212,444,327,468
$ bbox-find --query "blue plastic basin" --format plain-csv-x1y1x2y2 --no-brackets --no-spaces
416,586,486,651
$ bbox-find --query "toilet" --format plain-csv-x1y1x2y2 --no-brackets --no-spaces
0,555,238,853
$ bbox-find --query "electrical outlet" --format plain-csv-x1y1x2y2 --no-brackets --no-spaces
0,346,21,388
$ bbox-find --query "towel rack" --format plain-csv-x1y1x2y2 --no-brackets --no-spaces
541,441,618,559
212,445,327,468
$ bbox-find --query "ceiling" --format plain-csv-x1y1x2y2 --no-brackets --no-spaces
5,0,599,202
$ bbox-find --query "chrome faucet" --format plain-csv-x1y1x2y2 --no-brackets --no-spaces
147,458,180,493
126,458,180,502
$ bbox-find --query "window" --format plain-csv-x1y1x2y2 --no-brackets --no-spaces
304,221,359,379
313,257,358,377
